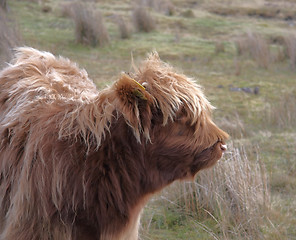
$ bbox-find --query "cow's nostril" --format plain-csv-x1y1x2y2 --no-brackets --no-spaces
220,144,227,151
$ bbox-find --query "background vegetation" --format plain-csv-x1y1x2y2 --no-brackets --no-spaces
1,0,295,239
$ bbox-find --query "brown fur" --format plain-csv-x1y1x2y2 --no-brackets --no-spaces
0,48,228,240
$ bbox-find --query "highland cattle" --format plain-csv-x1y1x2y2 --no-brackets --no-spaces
0,48,228,240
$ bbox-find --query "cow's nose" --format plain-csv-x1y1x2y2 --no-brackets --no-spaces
220,144,227,151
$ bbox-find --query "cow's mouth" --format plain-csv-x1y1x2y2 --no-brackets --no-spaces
190,141,227,176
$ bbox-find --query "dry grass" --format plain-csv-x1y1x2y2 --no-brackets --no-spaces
215,41,225,54
132,5,155,32
235,32,270,69
70,2,109,47
0,9,21,66
180,9,195,18
216,113,246,139
146,141,270,239
206,4,296,21
114,15,131,39
140,0,175,15
162,1,175,16
233,55,243,76
270,33,296,70
265,92,296,129
59,2,73,18
283,34,296,70
194,143,269,238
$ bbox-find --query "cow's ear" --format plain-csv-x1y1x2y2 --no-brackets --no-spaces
115,73,150,103
114,73,153,142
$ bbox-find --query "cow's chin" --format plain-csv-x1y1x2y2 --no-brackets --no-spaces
187,141,227,179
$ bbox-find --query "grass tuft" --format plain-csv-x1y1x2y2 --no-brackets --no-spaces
132,5,155,33
215,41,225,54
265,92,296,129
283,34,296,70
180,9,195,18
0,0,7,11
235,32,270,69
70,2,109,47
0,8,22,66
114,15,132,39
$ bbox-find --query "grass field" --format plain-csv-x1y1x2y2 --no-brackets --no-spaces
1,0,296,239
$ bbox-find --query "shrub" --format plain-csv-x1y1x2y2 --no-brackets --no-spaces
132,6,155,33
70,2,109,47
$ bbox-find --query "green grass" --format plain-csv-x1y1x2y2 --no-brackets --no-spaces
141,199,223,240
3,0,296,239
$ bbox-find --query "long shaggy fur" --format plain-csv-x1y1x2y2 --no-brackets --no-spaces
0,48,228,240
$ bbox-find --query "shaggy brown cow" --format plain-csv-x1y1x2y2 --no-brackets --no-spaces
0,48,228,240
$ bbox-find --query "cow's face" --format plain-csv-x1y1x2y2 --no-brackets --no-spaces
145,105,228,186
113,53,229,189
